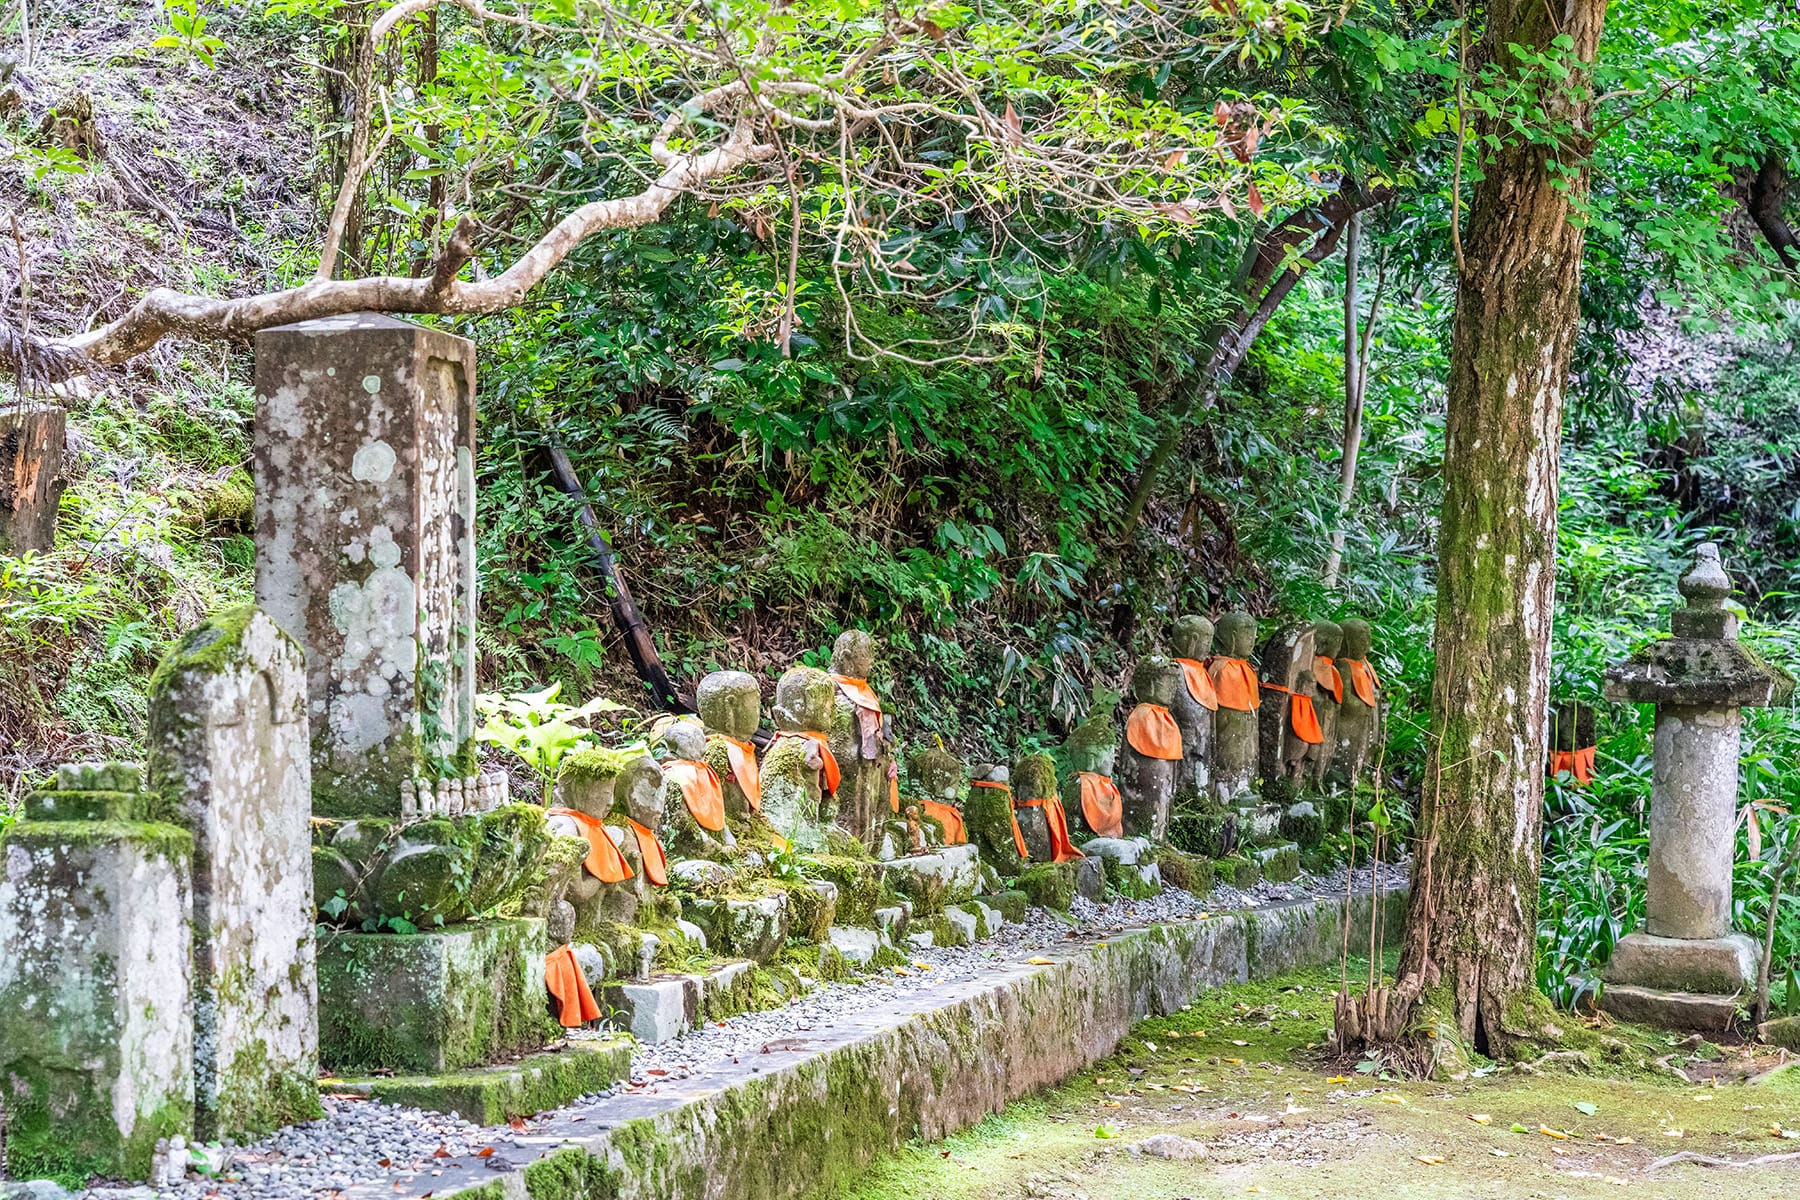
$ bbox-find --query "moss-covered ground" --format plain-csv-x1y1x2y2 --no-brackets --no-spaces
828,958,1800,1199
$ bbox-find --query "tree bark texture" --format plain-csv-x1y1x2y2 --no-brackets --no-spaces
1395,0,1609,1057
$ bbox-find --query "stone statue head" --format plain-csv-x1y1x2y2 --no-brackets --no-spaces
657,716,708,761
907,744,964,800
830,629,878,678
1312,619,1343,659
1130,655,1181,707
1339,617,1373,659
617,751,666,825
1013,753,1058,801
773,665,836,731
1171,614,1215,660
697,670,761,738
1066,712,1117,775
1216,611,1259,658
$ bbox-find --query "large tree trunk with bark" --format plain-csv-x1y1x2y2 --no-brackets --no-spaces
1376,0,1607,1063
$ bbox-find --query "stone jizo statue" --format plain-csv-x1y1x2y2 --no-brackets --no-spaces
654,716,730,857
1329,617,1381,788
826,630,894,843
1118,655,1183,839
698,670,764,820
548,746,667,933
1304,620,1345,786
1206,612,1261,802
1062,704,1122,838
760,665,841,851
1168,615,1218,802
1256,623,1320,786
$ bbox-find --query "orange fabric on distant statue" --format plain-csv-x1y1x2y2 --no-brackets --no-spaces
545,943,601,1027
717,736,762,811
1018,797,1084,863
548,807,632,883
625,818,670,886
1077,772,1124,838
1260,682,1323,745
666,759,726,832
1344,659,1379,707
1125,703,1184,760
830,675,883,714
923,798,968,844
1549,746,1597,786
776,731,841,794
972,779,1029,860
1208,657,1261,712
1313,655,1344,704
1173,658,1219,712
890,772,901,814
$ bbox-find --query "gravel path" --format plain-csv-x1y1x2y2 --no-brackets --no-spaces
67,864,1403,1200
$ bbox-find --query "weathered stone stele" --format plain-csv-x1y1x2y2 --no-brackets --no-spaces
826,630,894,843
1210,612,1261,802
698,670,764,820
1256,624,1316,787
1169,616,1215,802
0,766,195,1182
1329,617,1380,789
0,403,66,554
1303,620,1344,786
254,314,478,817
1600,543,1794,1030
1118,656,1182,840
762,665,838,851
146,605,322,1138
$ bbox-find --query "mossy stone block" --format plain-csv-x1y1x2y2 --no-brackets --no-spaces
1219,854,1261,890
1152,846,1215,895
1256,843,1302,883
988,890,1030,923
961,783,1024,876
1016,861,1078,912
327,1037,634,1125
24,788,155,822
317,918,557,1073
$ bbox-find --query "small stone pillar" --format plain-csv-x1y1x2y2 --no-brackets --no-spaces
147,605,321,1138
254,314,477,817
1168,615,1216,802
0,403,67,554
1600,543,1793,1029
0,764,195,1181
1011,752,1060,863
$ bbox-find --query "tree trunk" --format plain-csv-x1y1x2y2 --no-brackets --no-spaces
1392,0,1609,1059
1322,211,1362,590
1748,153,1799,272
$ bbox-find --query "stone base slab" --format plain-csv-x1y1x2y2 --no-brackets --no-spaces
344,886,1407,1200
1597,983,1740,1034
323,1037,634,1125
1604,930,1758,995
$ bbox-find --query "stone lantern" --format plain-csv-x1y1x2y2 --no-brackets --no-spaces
1599,543,1793,1030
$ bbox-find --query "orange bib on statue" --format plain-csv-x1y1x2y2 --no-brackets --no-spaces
1288,692,1323,744
1078,772,1124,838
1019,796,1084,863
625,818,670,886
972,779,1029,860
777,731,841,794
923,798,967,844
1344,659,1379,707
1173,658,1219,712
1208,657,1261,712
717,736,762,812
1125,703,1183,760
548,807,632,884
544,944,601,1027
830,675,882,714
1313,655,1344,704
666,759,726,832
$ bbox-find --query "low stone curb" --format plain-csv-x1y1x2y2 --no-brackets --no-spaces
341,884,1406,1200
323,1037,636,1126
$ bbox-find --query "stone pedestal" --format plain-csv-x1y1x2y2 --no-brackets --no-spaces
254,314,478,817
0,403,66,554
1599,543,1793,1030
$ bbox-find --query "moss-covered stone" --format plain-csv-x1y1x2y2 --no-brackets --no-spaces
1152,846,1215,895
1279,801,1326,849
961,780,1024,876
1218,853,1262,890
23,788,157,822
1101,856,1162,900
328,1037,634,1125
1016,861,1077,912
1258,843,1302,883
1168,807,1235,858
906,744,965,799
561,744,639,784
803,854,882,925
988,889,1030,923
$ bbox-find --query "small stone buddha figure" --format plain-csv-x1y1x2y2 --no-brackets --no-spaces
698,670,764,821
1304,620,1345,786
906,742,968,844
825,630,894,844
1011,752,1082,863
1256,623,1319,789
1168,615,1218,803
1062,703,1122,839
547,746,667,934
1206,611,1262,802
1330,617,1382,789
653,716,731,858
1118,655,1183,840
760,665,841,851
964,762,1026,875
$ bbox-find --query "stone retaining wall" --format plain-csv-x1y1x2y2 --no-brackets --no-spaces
359,886,1407,1200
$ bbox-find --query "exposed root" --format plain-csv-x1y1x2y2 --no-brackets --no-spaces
1645,1149,1800,1172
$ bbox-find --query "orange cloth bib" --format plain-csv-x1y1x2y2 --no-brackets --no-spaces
972,779,1029,860
549,807,632,883
1344,659,1379,707
1549,745,1597,785
890,772,901,814
1208,657,1261,712
1312,655,1344,704
1018,796,1084,863
626,817,669,885
1078,771,1123,838
830,674,882,714
1173,658,1219,711
666,759,726,832
1261,683,1324,746
715,736,762,811
923,798,967,844
776,731,841,794
1125,703,1184,760
545,943,601,1027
